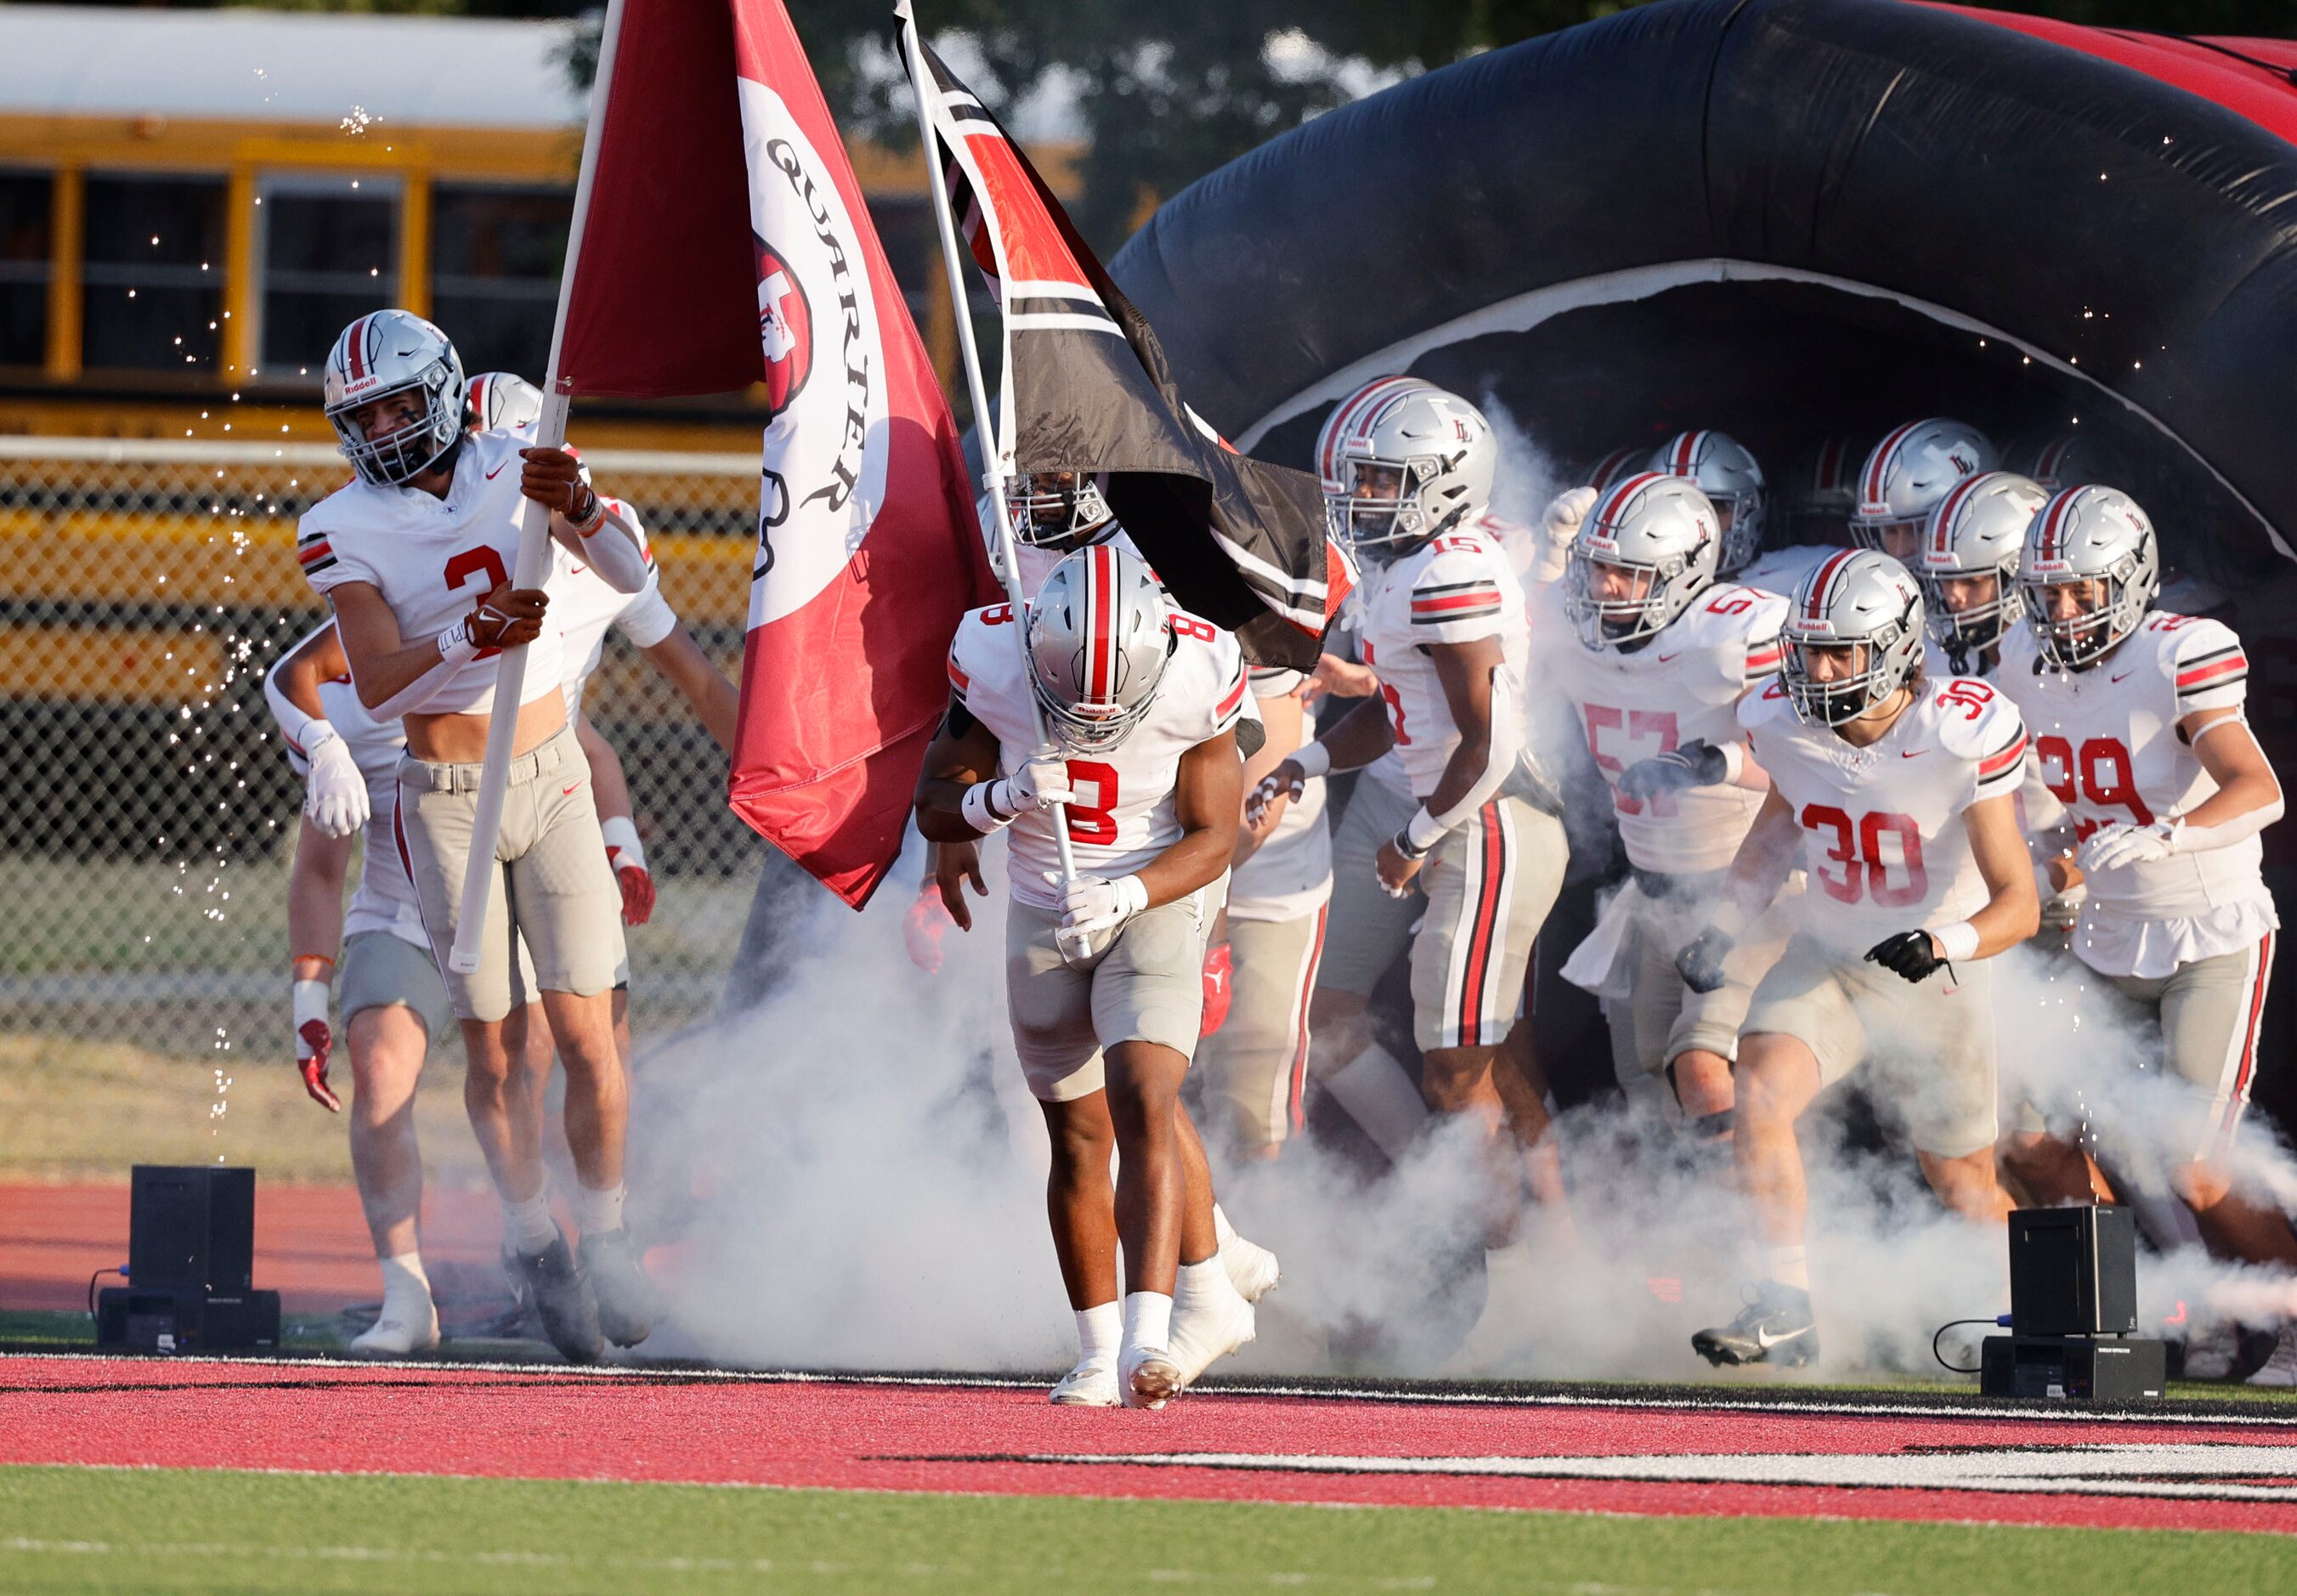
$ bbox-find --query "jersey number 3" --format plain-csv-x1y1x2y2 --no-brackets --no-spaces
444,547,512,661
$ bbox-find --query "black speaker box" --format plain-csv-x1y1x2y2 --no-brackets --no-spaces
2009,1205,2138,1336
1981,1334,2166,1401
128,1165,255,1293
95,1285,280,1353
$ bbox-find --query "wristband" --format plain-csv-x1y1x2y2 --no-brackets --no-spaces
1716,740,1746,784
601,815,645,871
1293,741,1333,781
1928,920,1981,964
438,619,482,667
1402,806,1449,854
569,487,607,535
292,977,331,1032
959,780,1016,835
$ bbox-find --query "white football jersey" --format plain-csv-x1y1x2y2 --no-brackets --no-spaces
552,503,678,710
1997,614,2270,931
1551,581,1787,874
298,427,568,715
1230,666,1332,920
1740,674,2028,949
1355,528,1530,799
948,599,1247,913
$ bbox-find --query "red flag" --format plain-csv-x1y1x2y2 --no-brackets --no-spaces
556,0,995,908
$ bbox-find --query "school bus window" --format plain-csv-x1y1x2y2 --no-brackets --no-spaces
260,178,399,380
0,172,50,368
81,175,226,375
430,184,569,382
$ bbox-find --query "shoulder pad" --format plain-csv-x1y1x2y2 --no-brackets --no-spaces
1929,677,2023,760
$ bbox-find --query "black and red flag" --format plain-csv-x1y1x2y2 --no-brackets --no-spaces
901,7,1349,669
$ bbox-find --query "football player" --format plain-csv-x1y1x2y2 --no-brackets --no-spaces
1848,418,1995,564
1993,488,2294,1380
917,546,1259,1409
1646,431,1768,580
1915,471,2048,681
298,310,653,1362
1741,433,1867,595
1257,385,1570,1271
1550,473,1789,1134
1683,550,2037,1367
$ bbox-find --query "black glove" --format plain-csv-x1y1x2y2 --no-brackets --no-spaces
1619,739,1730,801
1864,929,1945,984
1676,926,1736,994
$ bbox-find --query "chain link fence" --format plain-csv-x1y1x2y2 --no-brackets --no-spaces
0,437,775,1058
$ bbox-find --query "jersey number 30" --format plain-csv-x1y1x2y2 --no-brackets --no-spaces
1802,805,1926,907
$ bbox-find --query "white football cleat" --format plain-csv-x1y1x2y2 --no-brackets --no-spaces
1120,1344,1181,1410
1049,1358,1120,1406
2245,1324,2297,1388
1170,1274,1256,1388
1219,1230,1281,1304
350,1300,440,1358
2182,1321,2242,1381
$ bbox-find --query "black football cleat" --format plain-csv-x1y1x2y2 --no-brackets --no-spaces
579,1227,656,1348
1693,1282,1819,1368
511,1228,604,1363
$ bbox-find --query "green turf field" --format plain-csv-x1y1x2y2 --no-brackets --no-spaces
3,1464,2293,1595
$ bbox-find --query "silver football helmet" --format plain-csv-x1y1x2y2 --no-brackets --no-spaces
1335,386,1496,563
1650,430,1765,574
1565,473,1722,650
1315,375,1433,499
1851,418,1995,554
1027,544,1174,753
467,371,544,432
1007,469,1117,551
2021,430,2131,495
1581,445,1649,495
1782,550,1926,727
1918,471,2047,665
2019,485,2161,670
322,309,467,487
1784,433,1866,546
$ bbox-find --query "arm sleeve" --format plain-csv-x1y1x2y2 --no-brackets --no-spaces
612,574,679,649
568,495,653,595
263,652,323,777
359,657,458,723
2171,619,2249,716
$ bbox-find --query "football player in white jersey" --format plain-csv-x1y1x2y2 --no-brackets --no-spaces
299,310,653,1362
918,545,1259,1409
1550,473,1789,1135
1683,550,2037,1367
1992,488,2295,1378
1259,385,1570,1267
1646,431,1768,580
1915,471,2047,682
1848,417,1995,564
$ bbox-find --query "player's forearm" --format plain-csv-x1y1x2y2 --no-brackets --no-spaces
1137,823,1237,908
286,822,350,965
556,497,649,594
575,716,635,823
1963,875,2041,958
1307,696,1395,773
2179,767,2283,837
643,632,739,755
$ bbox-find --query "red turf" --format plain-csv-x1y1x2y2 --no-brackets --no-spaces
4,1354,2294,1531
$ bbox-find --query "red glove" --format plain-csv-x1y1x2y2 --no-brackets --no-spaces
904,881,957,974
601,818,654,926
293,976,341,1112
1201,941,1234,1037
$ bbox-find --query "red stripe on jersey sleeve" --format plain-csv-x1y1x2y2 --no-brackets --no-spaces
2177,654,2248,689
1217,670,1248,721
1411,588,1501,614
1979,733,2029,780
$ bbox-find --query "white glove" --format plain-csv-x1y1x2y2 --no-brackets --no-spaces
2078,819,2181,874
1050,871,1149,939
1004,749,1077,812
301,722,370,839
1540,485,1599,552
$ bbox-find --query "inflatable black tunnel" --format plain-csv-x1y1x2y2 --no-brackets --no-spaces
1112,0,2297,1117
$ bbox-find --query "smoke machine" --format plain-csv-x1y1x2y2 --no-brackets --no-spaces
93,1165,280,1353
1979,1206,2164,1401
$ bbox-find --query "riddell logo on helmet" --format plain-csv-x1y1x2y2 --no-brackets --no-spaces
753,233,813,415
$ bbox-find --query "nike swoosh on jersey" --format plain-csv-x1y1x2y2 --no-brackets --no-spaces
2110,671,2135,683
1900,749,1928,759
486,461,510,479
1655,652,1683,663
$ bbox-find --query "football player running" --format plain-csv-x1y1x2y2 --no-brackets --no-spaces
1992,489,2295,1380
1551,473,1788,1135
1258,385,1570,1268
1848,418,1995,564
1684,551,2037,1367
1915,472,2049,682
918,546,1259,1409
297,311,653,1362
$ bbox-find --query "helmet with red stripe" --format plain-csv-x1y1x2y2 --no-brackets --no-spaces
1579,444,1649,495
1027,544,1175,753
2018,429,2132,496
2018,485,2160,670
1917,471,2047,665
1334,386,1496,563
1564,473,1721,650
1784,433,1868,547
1005,469,1117,551
1315,375,1434,501
1648,430,1764,574
467,371,544,433
322,309,467,487
1782,550,1925,727
1850,418,1994,557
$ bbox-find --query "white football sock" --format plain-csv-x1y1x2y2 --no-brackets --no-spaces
1122,1290,1174,1356
377,1252,432,1315
1075,1302,1122,1367
570,1180,627,1237
501,1188,557,1254
1174,1257,1230,1311
1765,1244,1811,1292
1320,1043,1429,1159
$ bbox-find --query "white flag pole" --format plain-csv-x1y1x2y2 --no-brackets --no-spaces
898,2,1088,952
446,0,630,975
